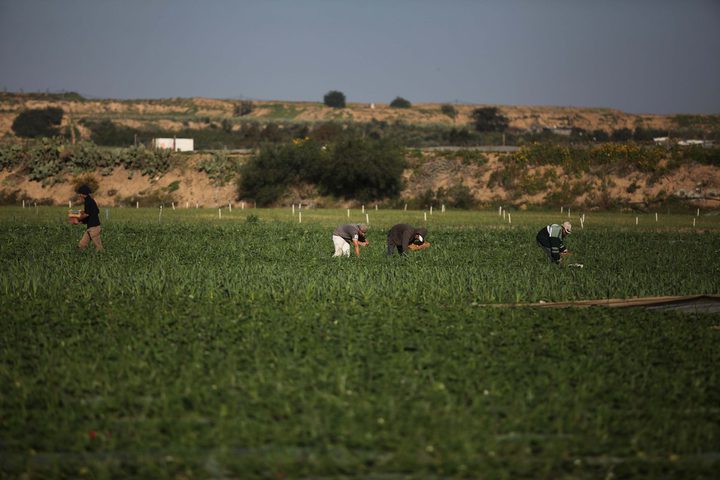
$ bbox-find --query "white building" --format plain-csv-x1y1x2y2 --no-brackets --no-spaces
152,138,194,152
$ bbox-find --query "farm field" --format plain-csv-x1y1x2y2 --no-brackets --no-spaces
1,206,719,479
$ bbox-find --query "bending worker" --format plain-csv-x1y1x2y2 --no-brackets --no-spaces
332,223,369,257
387,223,429,255
536,221,571,263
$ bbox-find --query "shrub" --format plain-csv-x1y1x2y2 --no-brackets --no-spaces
0,143,27,171
441,104,457,118
12,107,64,138
318,137,405,202
237,136,405,205
471,107,508,132
196,152,243,186
83,119,138,147
234,101,254,117
237,140,324,206
390,97,412,109
323,91,346,109
611,128,633,142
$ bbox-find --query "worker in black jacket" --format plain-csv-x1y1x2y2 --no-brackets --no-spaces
536,221,571,263
387,223,429,255
76,185,103,252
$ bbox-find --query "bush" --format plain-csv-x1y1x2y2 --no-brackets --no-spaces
196,152,243,186
12,107,64,138
611,128,633,142
471,107,508,132
234,101,254,117
237,136,405,205
390,97,412,109
237,140,324,206
319,137,405,202
441,104,457,119
83,119,138,147
323,91,346,109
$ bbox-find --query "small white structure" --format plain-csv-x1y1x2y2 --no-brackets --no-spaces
678,139,708,147
653,136,670,145
152,138,194,152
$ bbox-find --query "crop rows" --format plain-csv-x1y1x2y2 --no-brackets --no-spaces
1,208,719,478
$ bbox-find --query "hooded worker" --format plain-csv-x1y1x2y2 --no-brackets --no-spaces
536,221,571,263
387,224,429,255
332,223,369,257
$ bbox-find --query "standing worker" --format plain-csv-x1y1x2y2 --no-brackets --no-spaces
76,185,103,252
387,223,429,255
332,224,369,257
536,221,571,264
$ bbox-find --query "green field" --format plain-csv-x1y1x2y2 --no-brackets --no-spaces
1,207,719,478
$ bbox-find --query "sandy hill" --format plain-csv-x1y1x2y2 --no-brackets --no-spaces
2,92,714,142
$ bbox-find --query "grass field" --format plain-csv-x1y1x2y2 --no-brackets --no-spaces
1,206,719,479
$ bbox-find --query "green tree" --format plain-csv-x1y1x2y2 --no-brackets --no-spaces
237,140,324,206
611,128,633,142
12,107,64,138
323,90,346,108
390,96,412,109
319,138,405,201
471,107,509,132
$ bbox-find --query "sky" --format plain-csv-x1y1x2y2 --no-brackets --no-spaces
1,0,719,115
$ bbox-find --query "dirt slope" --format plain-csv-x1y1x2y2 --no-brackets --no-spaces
0,93,689,141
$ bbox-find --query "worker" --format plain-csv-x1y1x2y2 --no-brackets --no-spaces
76,184,103,252
387,223,429,255
536,221,571,263
332,223,369,257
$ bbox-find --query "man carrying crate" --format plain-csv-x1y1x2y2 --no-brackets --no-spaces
74,185,103,252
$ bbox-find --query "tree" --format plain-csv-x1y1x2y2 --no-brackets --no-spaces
319,137,405,201
12,107,64,138
323,90,346,108
611,128,633,142
390,96,412,109
471,107,508,132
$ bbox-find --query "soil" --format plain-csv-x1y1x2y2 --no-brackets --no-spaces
2,151,718,210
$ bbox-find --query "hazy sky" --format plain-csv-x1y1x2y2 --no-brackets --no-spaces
1,0,719,114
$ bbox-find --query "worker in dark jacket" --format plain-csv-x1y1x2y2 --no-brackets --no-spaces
536,221,571,263
76,185,103,251
387,223,429,255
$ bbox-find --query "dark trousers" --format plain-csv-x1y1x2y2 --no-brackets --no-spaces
387,241,404,256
